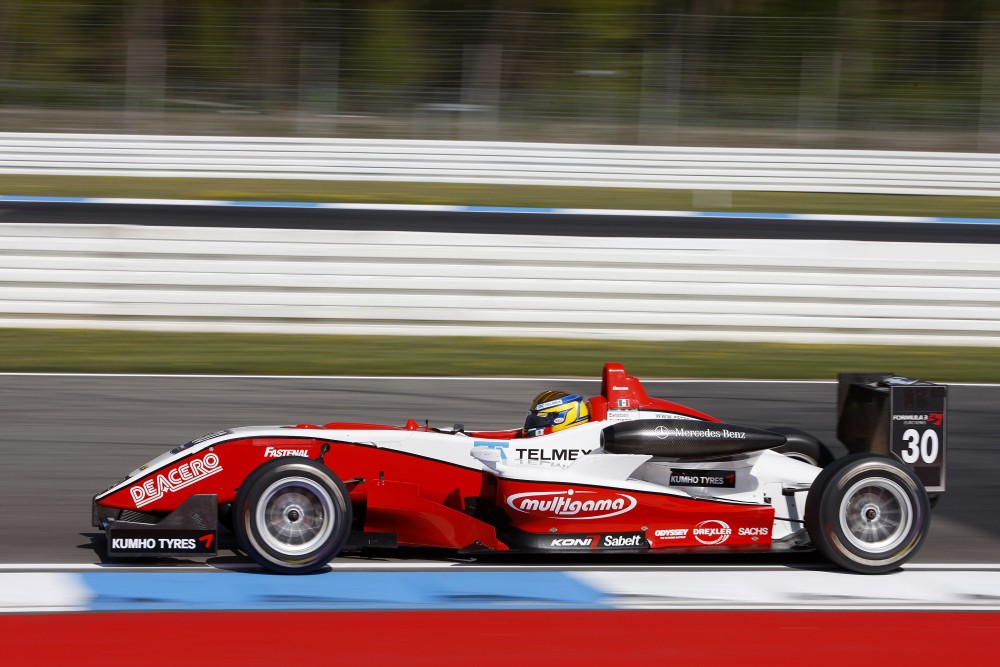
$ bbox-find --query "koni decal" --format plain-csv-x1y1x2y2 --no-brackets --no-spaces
129,452,223,508
506,489,637,520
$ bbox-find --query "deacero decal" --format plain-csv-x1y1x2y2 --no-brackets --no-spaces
129,452,223,508
506,488,637,520
692,519,732,545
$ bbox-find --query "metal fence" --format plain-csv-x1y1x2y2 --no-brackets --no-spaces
2,223,998,346
2,6,1000,151
4,133,1000,196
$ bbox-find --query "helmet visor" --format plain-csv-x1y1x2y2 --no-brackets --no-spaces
524,407,570,432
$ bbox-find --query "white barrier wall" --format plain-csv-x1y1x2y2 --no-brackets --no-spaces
1,223,998,346
3,133,1000,196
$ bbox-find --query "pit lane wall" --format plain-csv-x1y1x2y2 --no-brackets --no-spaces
2,217,999,346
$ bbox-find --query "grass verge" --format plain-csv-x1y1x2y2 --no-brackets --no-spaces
4,175,1000,218
2,329,997,382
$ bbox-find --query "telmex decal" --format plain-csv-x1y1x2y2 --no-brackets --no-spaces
506,489,637,520
130,452,223,508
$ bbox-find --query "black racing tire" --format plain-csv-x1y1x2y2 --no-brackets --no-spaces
805,453,930,574
232,457,352,574
768,427,835,467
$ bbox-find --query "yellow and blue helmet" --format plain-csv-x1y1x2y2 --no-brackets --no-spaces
523,390,590,437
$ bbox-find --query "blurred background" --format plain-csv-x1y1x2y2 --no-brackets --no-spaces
3,0,1000,150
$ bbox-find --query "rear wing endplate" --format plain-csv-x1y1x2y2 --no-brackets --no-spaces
837,372,947,494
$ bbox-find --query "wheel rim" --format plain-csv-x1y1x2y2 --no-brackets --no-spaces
838,476,913,554
255,476,336,556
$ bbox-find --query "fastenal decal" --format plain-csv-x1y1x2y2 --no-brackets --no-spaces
264,446,310,458
693,519,732,545
506,489,637,520
669,468,736,488
129,452,223,508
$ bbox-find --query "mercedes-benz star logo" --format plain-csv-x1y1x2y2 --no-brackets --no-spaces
654,425,670,439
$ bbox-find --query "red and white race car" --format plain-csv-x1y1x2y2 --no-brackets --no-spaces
93,363,946,574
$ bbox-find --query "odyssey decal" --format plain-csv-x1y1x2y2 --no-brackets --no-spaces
654,528,688,540
693,519,732,545
129,452,223,508
506,488,637,520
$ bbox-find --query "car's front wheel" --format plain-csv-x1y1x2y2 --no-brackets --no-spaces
233,457,352,574
805,453,930,574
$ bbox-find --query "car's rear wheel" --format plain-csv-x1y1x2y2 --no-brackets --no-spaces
805,453,930,574
233,457,352,574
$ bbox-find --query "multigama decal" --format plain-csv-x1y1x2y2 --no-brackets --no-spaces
506,488,637,520
129,452,223,508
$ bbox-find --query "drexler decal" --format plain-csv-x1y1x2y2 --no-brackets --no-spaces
669,468,736,488
692,519,732,545
130,452,223,508
507,488,637,520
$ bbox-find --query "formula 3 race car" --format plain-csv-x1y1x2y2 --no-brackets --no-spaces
92,363,947,574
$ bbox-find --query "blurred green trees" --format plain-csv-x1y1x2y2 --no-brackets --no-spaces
1,0,998,146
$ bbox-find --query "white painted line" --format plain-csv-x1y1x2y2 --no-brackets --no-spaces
573,568,1000,610
0,573,90,612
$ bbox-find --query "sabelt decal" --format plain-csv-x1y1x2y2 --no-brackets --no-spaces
669,468,737,488
506,488,637,520
692,519,732,545
546,532,647,550
129,452,222,508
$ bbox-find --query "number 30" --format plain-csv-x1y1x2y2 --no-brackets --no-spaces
901,428,939,464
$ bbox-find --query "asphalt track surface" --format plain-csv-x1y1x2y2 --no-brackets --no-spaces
3,200,1000,243
0,375,996,567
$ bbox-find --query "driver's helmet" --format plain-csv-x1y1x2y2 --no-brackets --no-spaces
523,390,590,437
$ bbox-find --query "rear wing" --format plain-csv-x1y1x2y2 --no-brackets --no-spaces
837,373,947,494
